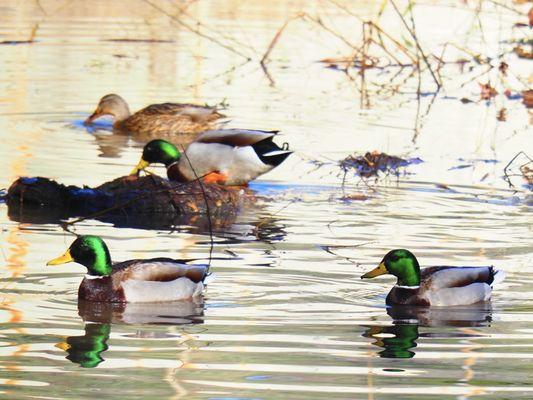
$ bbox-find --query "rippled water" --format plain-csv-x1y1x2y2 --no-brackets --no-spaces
0,0,532,398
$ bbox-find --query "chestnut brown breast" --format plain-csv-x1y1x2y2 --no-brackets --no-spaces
78,276,126,303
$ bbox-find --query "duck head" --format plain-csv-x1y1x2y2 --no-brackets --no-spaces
130,139,182,175
47,235,112,277
362,249,421,287
84,94,131,125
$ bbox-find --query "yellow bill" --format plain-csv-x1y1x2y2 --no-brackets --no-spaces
47,249,73,266
55,342,71,351
130,158,149,176
361,262,388,279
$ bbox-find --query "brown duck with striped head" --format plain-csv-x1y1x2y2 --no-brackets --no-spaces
47,235,209,303
84,94,225,140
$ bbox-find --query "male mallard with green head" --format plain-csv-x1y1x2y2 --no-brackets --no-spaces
362,249,505,306
47,235,209,302
130,129,293,186
84,94,225,137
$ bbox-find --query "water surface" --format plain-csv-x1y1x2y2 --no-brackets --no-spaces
0,1,532,399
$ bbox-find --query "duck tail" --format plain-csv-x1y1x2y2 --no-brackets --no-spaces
489,266,506,287
253,139,293,166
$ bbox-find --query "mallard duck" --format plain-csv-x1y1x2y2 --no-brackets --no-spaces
361,249,505,306
84,94,225,137
46,235,209,302
130,129,293,186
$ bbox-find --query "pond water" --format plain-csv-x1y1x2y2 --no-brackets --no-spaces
0,0,532,398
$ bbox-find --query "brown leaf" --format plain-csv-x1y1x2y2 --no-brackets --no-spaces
522,90,533,108
479,82,497,100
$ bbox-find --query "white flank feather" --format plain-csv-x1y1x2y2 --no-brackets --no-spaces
121,278,204,303
426,283,492,306
180,142,271,185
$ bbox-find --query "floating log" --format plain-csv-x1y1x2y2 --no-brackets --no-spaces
4,175,251,229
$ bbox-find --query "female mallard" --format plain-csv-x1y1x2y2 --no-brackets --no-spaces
46,235,209,303
130,129,293,186
361,249,505,306
84,94,225,137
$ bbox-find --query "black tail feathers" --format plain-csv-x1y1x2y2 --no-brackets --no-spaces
252,138,293,167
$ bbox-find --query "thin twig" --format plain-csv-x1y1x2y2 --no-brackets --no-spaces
260,14,304,65
142,0,252,60
389,0,441,89
178,145,215,270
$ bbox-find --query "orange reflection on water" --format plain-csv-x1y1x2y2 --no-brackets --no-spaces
6,226,28,279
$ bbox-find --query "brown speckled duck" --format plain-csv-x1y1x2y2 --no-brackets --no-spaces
84,94,225,138
47,235,210,303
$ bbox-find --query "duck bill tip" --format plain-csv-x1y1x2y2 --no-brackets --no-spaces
130,159,149,176
55,342,71,351
46,250,73,266
84,112,98,125
361,262,387,279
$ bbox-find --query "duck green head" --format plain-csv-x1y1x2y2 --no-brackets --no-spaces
362,249,421,287
47,235,112,276
130,139,181,175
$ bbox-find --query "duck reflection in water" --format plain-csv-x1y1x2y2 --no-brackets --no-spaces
56,323,110,368
56,298,204,368
364,303,493,359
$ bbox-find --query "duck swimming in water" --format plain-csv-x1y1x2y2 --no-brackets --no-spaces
361,249,505,306
130,129,293,186
47,235,209,303
84,94,225,138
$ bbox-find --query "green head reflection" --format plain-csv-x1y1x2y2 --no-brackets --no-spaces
364,324,419,359
56,323,111,368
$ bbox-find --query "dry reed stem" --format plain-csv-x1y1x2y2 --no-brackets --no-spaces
142,0,252,60
260,13,305,65
389,0,441,89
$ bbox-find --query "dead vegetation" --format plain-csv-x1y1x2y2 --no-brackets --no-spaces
257,0,532,138
503,151,533,189
339,151,423,182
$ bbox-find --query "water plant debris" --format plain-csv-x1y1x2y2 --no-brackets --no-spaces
340,151,423,179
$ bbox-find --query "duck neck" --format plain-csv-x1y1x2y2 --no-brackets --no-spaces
167,161,189,182
113,103,131,123
85,244,113,277
396,268,420,287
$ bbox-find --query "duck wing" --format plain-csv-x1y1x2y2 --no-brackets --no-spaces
420,266,504,306
195,129,280,147
138,103,224,122
111,258,208,289
421,266,497,290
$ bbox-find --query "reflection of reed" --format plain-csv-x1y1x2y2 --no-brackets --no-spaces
0,302,29,380
165,329,202,400
6,226,28,279
459,328,487,398
1,139,32,384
